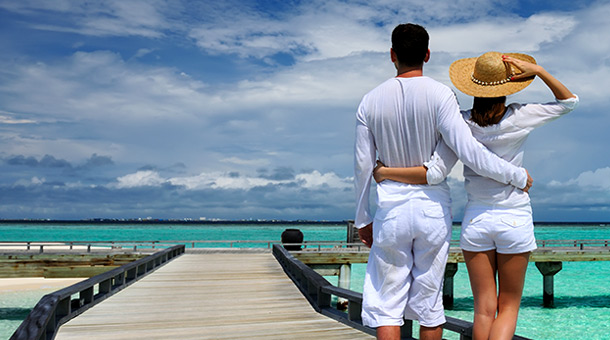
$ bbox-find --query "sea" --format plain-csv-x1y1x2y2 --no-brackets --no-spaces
1,221,609,340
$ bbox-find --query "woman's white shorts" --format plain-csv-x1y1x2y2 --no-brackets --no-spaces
361,198,452,328
460,204,537,254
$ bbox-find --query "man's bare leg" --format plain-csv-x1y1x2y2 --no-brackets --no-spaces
377,325,400,340
419,325,443,340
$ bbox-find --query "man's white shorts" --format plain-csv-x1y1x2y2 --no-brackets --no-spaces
460,203,537,254
361,198,452,328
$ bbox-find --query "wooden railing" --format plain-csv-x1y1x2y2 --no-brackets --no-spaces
10,245,185,340
0,241,167,252
538,239,610,249
272,243,531,340
2,239,609,252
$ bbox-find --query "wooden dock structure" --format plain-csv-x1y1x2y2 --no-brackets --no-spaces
291,239,610,308
8,233,609,339
53,252,375,340
10,244,534,340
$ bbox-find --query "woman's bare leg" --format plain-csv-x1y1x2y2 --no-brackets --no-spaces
463,250,498,340
489,252,530,340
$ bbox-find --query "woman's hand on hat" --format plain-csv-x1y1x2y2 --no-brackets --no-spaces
502,55,542,81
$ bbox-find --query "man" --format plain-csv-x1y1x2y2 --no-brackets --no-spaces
353,23,532,340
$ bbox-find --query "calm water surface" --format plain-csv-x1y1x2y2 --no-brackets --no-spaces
1,222,609,339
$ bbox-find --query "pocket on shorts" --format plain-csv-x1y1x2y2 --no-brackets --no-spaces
500,213,532,228
464,213,485,227
373,207,398,248
422,205,452,239
423,206,451,219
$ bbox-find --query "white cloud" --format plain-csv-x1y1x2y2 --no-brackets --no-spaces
13,176,45,187
114,169,352,191
448,161,465,181
0,111,36,124
550,167,610,190
296,170,352,189
132,48,156,59
0,0,172,38
220,157,270,167
0,50,262,126
1,0,610,221
430,13,577,54
186,0,515,62
116,170,166,188
574,167,610,189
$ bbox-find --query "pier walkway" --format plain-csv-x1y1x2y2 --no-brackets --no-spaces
54,252,374,340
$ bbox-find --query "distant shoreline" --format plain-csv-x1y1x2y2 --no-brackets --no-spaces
0,219,349,225
0,219,607,226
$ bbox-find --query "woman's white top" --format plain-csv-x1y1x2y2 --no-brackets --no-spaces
425,96,579,207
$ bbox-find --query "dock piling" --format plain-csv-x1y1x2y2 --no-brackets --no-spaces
338,264,352,309
338,264,351,290
443,263,458,309
535,261,563,307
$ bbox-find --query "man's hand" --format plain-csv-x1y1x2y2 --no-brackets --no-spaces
523,170,533,193
373,160,386,183
358,223,373,248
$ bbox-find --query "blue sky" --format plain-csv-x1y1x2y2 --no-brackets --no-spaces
0,0,608,221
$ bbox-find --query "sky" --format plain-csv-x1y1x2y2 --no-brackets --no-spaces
0,0,609,222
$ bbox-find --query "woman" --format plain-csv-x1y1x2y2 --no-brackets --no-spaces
372,51,578,340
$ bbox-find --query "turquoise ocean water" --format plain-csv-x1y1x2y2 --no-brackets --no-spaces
1,222,609,339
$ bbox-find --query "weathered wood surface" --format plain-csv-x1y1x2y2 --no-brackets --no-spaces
293,246,610,265
0,253,145,278
450,247,610,263
55,253,375,340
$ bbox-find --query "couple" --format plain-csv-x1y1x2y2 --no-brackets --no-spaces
354,23,578,340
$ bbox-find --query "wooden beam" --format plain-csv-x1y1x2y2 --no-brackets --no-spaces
0,253,144,278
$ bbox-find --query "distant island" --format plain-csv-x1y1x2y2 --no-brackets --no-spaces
0,219,607,226
0,218,349,225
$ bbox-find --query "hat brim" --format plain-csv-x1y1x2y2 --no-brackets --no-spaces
449,53,536,98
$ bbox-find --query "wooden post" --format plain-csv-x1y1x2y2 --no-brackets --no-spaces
401,319,413,338
99,278,111,296
338,264,351,290
347,300,362,322
81,287,94,305
317,286,331,309
56,297,70,319
337,264,351,309
443,263,458,309
535,261,562,308
346,220,360,245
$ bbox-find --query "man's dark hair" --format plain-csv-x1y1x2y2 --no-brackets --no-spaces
391,23,429,67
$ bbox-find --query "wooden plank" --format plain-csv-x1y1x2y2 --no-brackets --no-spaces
293,251,369,264
531,251,610,262
293,248,610,265
55,254,374,339
0,253,144,278
43,266,118,278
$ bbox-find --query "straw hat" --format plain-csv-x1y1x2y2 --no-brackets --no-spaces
449,51,536,98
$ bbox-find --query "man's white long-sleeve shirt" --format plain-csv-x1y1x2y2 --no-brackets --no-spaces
354,76,528,229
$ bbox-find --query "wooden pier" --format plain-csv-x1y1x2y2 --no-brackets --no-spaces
8,235,609,339
53,252,375,340
10,245,531,340
292,239,610,309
